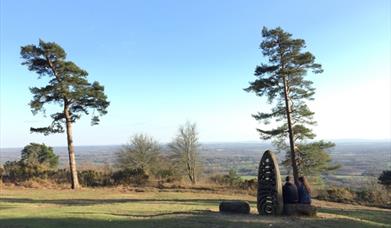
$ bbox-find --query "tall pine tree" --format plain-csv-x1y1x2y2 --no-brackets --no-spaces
21,40,109,189
245,27,335,183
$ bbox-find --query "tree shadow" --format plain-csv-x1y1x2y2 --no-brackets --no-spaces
67,209,216,218
0,205,17,210
0,197,242,206
2,197,389,227
318,207,391,225
0,215,383,228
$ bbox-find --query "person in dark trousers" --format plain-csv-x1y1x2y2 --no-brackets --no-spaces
282,176,298,204
297,176,312,204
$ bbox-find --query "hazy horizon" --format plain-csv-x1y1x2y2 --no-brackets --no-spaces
1,138,390,149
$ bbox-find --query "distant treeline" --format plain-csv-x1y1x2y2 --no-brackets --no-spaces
1,141,389,178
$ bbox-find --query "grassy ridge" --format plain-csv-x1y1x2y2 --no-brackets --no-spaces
0,187,390,228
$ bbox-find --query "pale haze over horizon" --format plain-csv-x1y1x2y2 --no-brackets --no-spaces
1,0,390,148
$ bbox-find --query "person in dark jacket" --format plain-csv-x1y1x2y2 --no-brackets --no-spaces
282,176,298,204
297,176,312,204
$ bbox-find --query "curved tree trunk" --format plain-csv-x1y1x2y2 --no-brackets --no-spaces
64,107,80,189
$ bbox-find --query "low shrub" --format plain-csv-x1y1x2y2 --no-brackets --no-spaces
239,179,257,190
317,187,355,203
209,174,225,185
3,161,25,182
154,168,181,183
317,185,391,208
355,184,391,206
2,165,153,187
0,165,3,184
46,169,71,184
378,170,391,189
210,169,240,186
112,168,149,186
209,170,257,190
3,143,59,182
78,170,112,187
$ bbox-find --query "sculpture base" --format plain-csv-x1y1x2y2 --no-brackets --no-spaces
283,204,317,216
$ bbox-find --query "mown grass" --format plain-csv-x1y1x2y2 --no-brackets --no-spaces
0,187,390,228
240,175,257,180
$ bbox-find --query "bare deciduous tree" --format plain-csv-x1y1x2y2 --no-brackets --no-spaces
169,122,201,184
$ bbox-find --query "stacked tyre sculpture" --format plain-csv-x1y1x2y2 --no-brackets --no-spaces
257,150,283,215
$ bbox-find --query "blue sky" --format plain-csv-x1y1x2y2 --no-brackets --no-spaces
1,0,390,147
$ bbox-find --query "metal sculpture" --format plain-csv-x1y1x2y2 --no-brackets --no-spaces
257,150,283,215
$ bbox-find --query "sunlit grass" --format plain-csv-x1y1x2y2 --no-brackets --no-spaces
0,187,389,228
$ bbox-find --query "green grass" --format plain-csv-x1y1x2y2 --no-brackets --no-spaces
0,187,390,228
240,175,256,180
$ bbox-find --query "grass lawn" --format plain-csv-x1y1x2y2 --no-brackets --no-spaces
0,187,390,228
240,175,257,180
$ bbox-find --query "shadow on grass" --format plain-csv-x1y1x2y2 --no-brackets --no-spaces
0,197,256,207
318,207,391,225
0,214,384,228
2,198,389,227
67,209,214,218
0,205,17,210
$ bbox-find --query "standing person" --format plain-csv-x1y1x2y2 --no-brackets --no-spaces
282,176,299,204
298,176,312,204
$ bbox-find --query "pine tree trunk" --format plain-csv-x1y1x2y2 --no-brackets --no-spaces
64,107,80,189
282,76,299,184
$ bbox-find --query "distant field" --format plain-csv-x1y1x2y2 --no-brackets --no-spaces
0,187,390,228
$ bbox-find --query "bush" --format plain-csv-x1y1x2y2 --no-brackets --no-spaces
210,174,227,185
47,169,113,187
20,143,59,176
78,170,112,187
209,169,257,190
355,184,391,206
355,189,379,204
21,143,58,166
317,185,391,208
112,168,149,186
378,170,391,189
154,168,181,183
239,179,257,190
317,187,355,203
225,169,242,186
3,161,25,181
2,143,59,182
0,165,3,183
46,169,71,184
2,165,153,187
210,170,241,186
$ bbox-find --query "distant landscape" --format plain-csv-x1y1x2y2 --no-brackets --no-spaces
2,140,389,188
